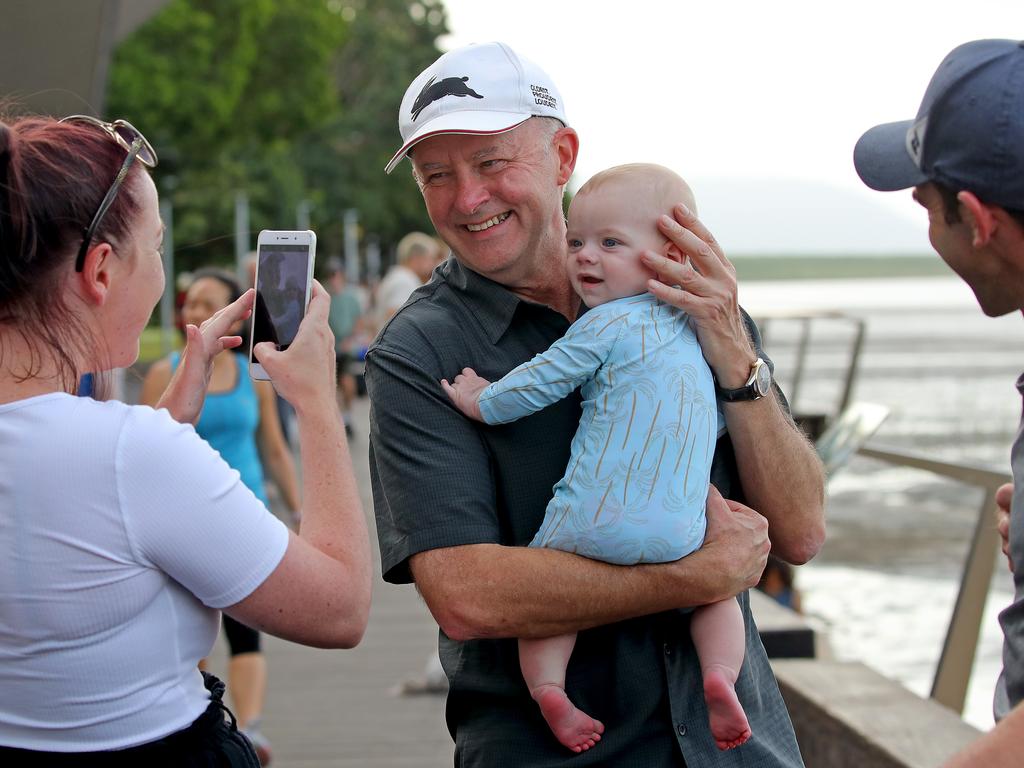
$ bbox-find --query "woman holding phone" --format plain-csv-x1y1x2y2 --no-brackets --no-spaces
0,115,371,766
141,268,303,765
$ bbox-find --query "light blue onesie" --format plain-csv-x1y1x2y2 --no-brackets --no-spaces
478,294,723,565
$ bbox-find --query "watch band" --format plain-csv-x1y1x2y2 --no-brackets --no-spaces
715,358,770,402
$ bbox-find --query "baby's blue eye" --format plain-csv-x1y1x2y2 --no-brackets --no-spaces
602,238,619,248
568,238,582,248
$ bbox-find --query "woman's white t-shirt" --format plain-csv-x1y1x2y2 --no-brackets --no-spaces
0,393,289,751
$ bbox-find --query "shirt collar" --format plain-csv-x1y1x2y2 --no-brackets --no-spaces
441,258,524,344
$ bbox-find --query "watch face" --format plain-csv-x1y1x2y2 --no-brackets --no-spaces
753,360,772,396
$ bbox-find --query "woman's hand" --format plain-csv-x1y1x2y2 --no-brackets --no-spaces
640,203,755,389
253,281,336,414
156,289,255,424
182,287,253,364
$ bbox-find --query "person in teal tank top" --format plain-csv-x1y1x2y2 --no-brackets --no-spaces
169,349,269,506
141,269,302,766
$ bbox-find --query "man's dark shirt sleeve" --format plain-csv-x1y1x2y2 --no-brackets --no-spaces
367,341,502,584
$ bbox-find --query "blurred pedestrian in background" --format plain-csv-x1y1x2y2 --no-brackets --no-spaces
372,231,439,332
327,258,366,437
756,556,802,614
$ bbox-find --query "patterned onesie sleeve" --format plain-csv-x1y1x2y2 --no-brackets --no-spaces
478,304,622,425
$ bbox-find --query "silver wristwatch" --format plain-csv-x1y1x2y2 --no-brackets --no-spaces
715,357,772,402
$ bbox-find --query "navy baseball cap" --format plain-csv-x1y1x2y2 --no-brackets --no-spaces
854,39,1024,210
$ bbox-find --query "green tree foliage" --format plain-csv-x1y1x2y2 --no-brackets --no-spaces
107,0,446,272
300,0,449,253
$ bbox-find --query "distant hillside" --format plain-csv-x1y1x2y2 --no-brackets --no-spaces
691,178,932,256
731,254,949,281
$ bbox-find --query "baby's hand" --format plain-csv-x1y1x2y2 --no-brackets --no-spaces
441,367,491,422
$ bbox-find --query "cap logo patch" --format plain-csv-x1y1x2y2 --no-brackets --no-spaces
905,116,928,170
530,84,557,109
411,75,484,120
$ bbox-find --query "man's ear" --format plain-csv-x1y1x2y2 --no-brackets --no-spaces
553,127,579,186
958,191,998,248
76,242,115,306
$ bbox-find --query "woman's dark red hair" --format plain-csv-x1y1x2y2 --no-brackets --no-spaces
0,115,147,389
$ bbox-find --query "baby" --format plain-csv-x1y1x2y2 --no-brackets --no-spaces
442,163,752,754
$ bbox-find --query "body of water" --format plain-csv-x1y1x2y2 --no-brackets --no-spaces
741,275,1023,730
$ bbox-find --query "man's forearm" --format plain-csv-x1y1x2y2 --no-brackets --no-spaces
412,530,762,641
942,701,1024,768
722,390,826,564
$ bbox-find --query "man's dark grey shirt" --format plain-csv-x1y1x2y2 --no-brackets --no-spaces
366,258,804,767
995,372,1024,719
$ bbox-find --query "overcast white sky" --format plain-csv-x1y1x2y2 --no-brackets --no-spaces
440,1,1021,254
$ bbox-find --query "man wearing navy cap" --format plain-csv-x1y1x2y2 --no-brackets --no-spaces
855,38,1024,767
369,41,825,766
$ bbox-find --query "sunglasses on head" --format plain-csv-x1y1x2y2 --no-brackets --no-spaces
58,116,159,272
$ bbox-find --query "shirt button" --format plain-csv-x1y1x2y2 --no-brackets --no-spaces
664,643,671,656
677,723,687,737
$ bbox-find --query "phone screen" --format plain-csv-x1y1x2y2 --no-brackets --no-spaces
252,243,310,354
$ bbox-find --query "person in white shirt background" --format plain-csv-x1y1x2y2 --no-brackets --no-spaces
372,230,443,331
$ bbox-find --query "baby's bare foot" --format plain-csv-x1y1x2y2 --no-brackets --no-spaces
533,684,604,753
703,668,751,750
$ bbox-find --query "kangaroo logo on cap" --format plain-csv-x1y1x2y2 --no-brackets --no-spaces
411,76,483,121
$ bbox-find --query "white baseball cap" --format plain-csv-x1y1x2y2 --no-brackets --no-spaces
384,42,569,174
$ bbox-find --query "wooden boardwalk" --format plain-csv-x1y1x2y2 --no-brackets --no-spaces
204,396,454,767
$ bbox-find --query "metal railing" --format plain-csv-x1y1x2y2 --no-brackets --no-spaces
760,309,1008,715
854,443,1010,714
757,311,868,441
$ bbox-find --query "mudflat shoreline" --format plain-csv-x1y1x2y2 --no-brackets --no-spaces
748,276,1020,731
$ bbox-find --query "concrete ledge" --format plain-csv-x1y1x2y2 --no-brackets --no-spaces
749,589,818,658
773,659,982,768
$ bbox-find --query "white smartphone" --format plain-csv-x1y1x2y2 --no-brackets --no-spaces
249,229,317,381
